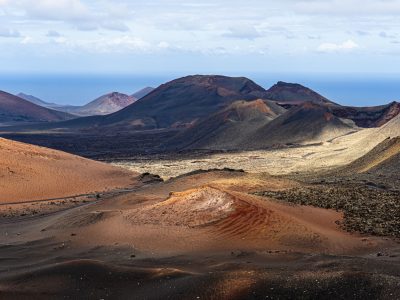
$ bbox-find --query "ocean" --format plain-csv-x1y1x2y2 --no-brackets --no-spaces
0,73,399,107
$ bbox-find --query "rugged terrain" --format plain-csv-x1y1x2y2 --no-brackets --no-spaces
1,75,400,299
1,169,399,299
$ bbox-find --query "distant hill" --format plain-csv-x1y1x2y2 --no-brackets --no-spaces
17,93,55,107
18,92,137,117
17,93,79,111
132,87,155,99
165,99,286,150
0,91,75,125
66,92,137,116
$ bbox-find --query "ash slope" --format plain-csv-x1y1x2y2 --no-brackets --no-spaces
165,99,286,150
168,101,355,151
242,102,355,149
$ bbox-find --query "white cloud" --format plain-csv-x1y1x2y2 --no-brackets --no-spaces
158,41,170,49
46,30,61,37
0,0,399,74
82,36,152,53
295,0,400,15
101,21,130,32
1,0,130,32
20,36,33,44
379,31,396,39
317,40,360,53
223,25,262,40
23,0,89,21
0,27,21,37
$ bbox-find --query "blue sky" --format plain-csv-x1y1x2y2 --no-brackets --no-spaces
1,0,400,74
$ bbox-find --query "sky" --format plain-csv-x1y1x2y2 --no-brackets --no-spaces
1,0,400,74
1,0,400,106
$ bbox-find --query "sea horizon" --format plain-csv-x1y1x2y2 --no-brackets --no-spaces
1,72,400,107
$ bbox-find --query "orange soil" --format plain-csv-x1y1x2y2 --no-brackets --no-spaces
0,138,138,203
39,171,379,256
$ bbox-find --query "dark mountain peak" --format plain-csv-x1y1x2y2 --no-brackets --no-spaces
106,75,270,129
266,81,336,106
158,75,266,95
275,81,303,88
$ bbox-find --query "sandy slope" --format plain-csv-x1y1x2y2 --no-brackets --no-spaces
0,138,138,203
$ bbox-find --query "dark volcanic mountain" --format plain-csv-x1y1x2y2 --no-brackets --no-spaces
132,87,155,99
43,75,270,131
265,81,337,107
0,91,75,125
165,99,286,150
107,75,268,129
67,92,137,116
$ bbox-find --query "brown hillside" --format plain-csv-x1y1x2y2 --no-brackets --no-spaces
0,138,138,203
